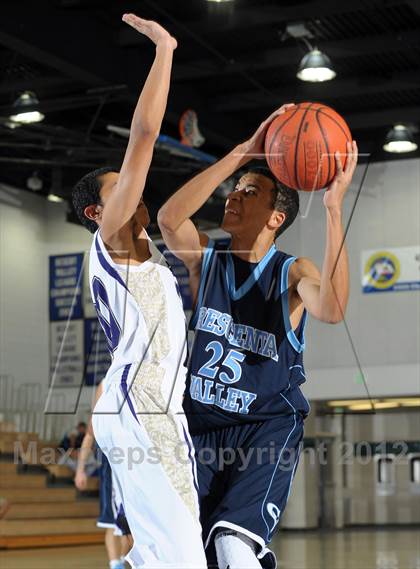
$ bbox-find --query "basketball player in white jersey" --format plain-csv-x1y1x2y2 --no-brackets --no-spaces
71,14,206,569
75,380,131,569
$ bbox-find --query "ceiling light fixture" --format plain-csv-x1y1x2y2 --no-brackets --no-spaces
27,171,43,192
297,48,336,82
47,193,64,203
383,124,418,154
9,91,45,125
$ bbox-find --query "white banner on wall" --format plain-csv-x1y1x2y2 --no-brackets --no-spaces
361,246,420,293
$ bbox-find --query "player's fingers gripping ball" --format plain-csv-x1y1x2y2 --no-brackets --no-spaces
264,102,352,191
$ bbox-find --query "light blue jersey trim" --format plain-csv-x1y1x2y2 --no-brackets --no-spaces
280,256,306,353
226,244,276,301
190,239,215,328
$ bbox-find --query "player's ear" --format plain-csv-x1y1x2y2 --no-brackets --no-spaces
268,210,285,232
84,204,102,222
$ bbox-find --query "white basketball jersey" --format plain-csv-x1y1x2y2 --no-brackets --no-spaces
89,229,188,413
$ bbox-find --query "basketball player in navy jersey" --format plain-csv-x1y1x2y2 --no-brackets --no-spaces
158,105,358,568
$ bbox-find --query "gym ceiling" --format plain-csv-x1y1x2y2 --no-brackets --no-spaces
0,0,419,230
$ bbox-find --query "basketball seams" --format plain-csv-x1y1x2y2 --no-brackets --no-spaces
315,110,331,188
266,107,301,187
317,108,351,140
265,102,351,192
316,140,322,191
297,103,351,140
294,103,313,190
267,107,301,161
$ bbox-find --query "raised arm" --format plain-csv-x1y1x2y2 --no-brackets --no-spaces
158,104,295,268
292,141,358,323
100,15,177,242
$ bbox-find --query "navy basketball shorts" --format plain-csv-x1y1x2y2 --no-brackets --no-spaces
97,454,130,535
192,412,304,566
97,454,115,529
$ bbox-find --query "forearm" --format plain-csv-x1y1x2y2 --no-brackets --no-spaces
159,143,250,231
319,208,349,322
131,42,174,137
101,42,174,240
76,432,94,473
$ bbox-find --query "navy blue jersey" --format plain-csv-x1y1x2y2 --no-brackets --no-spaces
184,239,310,433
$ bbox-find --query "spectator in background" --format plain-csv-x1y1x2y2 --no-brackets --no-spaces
59,421,87,452
58,421,98,474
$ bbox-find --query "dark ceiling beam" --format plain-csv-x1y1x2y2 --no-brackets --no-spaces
118,0,407,43
0,1,236,150
346,105,420,129
212,70,420,113
172,29,420,82
0,76,78,96
0,93,127,117
405,0,420,16
0,30,106,87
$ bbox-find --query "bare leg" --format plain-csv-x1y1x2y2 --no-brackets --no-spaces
120,534,133,556
105,527,122,562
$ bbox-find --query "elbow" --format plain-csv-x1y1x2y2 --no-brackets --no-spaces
326,314,343,325
141,127,160,140
131,120,160,142
322,308,346,324
157,208,178,234
318,295,348,324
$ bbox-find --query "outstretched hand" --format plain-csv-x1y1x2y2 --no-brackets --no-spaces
323,140,358,211
122,13,177,49
242,103,296,159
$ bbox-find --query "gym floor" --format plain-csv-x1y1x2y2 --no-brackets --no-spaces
1,528,419,569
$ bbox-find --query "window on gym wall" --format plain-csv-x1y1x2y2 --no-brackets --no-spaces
377,456,395,484
409,456,420,484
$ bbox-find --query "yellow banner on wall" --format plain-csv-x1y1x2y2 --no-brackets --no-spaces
361,246,420,293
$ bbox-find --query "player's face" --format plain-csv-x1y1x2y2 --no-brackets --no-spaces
98,172,150,228
221,173,276,238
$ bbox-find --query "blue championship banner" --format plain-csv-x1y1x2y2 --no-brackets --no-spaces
84,318,112,386
361,246,420,293
49,253,84,320
49,252,111,387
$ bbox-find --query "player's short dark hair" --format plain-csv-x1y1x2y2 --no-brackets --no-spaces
247,167,299,237
71,166,116,233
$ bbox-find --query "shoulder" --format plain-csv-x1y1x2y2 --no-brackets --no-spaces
289,256,320,283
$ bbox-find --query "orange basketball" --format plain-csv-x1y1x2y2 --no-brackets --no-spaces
264,102,352,191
